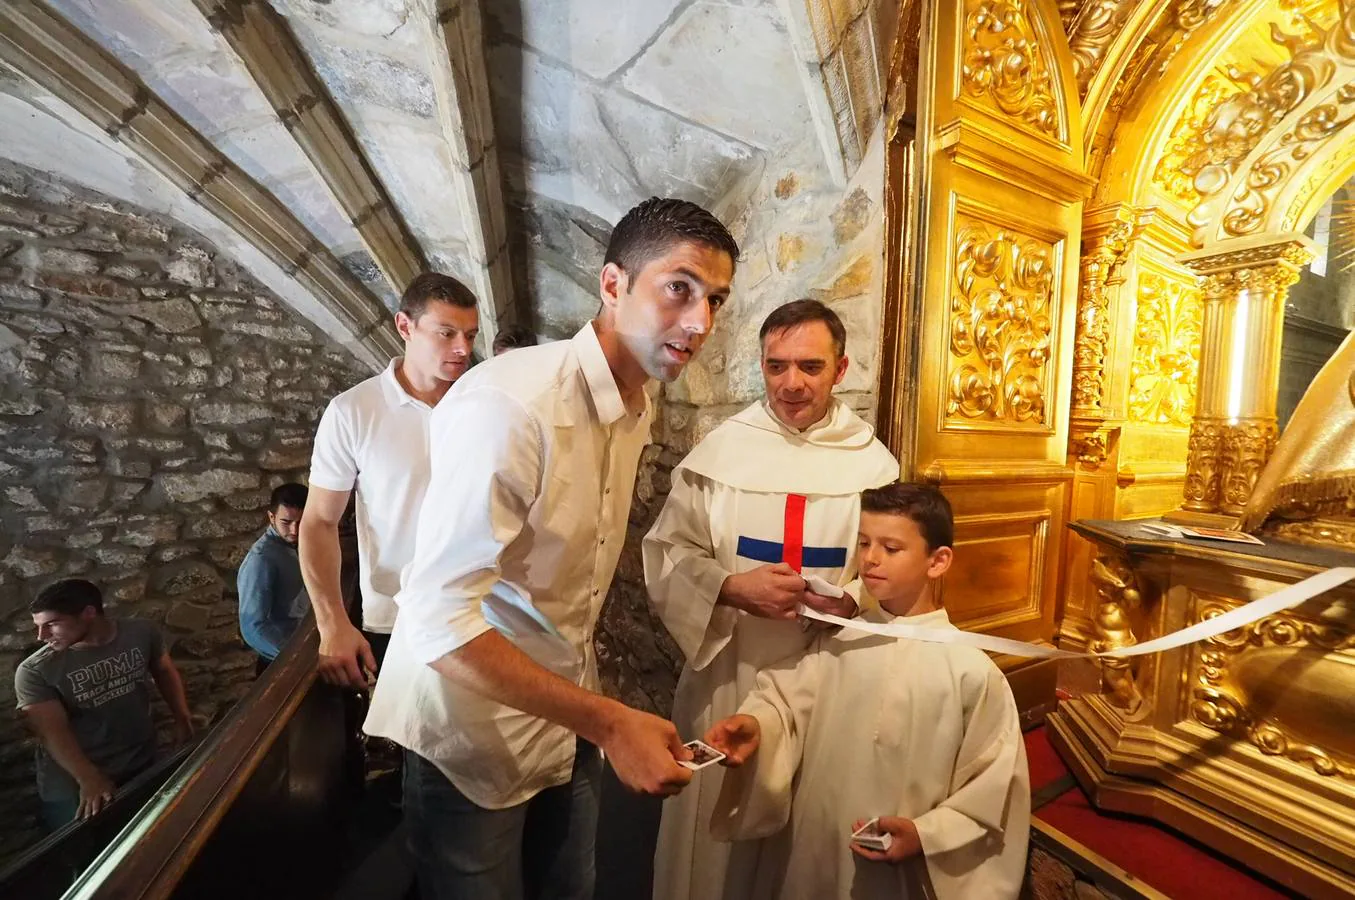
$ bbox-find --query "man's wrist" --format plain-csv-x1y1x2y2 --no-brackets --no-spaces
716,573,745,612
578,695,626,748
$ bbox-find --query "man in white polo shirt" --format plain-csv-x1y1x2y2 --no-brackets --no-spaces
365,198,739,900
301,272,479,687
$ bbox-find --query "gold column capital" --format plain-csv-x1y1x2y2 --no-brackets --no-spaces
1179,234,1315,296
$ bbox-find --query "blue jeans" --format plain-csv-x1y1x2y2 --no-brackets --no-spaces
403,739,602,900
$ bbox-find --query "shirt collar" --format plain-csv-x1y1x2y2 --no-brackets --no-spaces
379,358,426,409
571,322,632,426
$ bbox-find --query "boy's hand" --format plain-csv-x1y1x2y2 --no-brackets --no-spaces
850,817,922,862
801,588,856,621
703,714,760,766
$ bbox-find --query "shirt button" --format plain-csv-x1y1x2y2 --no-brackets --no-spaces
604,488,611,495
592,588,600,596
600,538,606,546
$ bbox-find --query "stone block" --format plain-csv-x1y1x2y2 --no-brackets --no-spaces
810,254,873,303
191,402,273,427
777,233,806,272
146,403,187,431
38,247,100,275
158,469,260,503
61,480,108,511
116,515,180,548
166,245,212,288
165,601,213,633
227,320,312,342
831,187,872,245
152,544,198,564
222,489,271,512
207,536,258,570
185,511,261,541
63,531,104,550
0,399,41,415
2,547,60,578
132,298,202,334
90,350,142,381
5,487,43,511
258,446,312,472
621,3,809,151
34,272,137,303
91,545,149,568
67,401,137,432
151,561,223,597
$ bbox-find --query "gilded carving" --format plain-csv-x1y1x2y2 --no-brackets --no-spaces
1218,419,1279,514
1071,218,1137,412
947,217,1055,426
1072,429,1109,467
1183,418,1225,510
1187,14,1355,244
1065,1,1134,97
1153,73,1246,207
1129,272,1202,427
1193,604,1355,780
1089,554,1145,715
960,0,1060,139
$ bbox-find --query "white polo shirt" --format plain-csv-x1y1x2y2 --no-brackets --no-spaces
309,359,433,634
364,322,653,809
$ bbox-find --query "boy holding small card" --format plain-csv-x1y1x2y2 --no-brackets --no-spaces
704,482,1029,899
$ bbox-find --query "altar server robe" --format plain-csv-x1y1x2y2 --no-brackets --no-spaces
711,607,1030,900
644,398,898,900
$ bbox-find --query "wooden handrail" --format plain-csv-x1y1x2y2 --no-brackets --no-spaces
62,617,322,900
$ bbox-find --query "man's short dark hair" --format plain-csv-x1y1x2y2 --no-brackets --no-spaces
399,272,478,321
604,197,740,286
860,482,954,553
759,299,847,358
31,579,104,617
492,326,538,354
270,482,308,513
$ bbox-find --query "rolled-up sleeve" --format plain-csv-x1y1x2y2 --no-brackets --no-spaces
400,387,543,665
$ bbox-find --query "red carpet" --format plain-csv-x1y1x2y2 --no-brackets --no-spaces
1025,728,1294,899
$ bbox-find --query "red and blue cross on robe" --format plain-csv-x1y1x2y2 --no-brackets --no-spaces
734,493,848,572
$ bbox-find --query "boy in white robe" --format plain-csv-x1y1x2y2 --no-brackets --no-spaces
644,300,898,900
704,482,1029,900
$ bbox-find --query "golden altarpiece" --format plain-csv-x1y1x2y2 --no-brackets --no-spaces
880,0,1355,895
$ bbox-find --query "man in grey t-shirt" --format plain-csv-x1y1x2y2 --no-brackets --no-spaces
14,579,194,829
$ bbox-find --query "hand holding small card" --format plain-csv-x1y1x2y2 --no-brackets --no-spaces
850,817,894,852
679,739,727,771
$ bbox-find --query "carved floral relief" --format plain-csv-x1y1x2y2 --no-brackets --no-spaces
947,215,1056,427
1129,272,1202,427
960,0,1061,139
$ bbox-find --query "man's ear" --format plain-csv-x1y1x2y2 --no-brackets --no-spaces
927,546,954,579
394,310,414,342
833,354,849,386
599,262,626,311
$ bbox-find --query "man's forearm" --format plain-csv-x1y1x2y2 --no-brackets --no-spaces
429,630,621,746
153,666,192,726
300,522,348,633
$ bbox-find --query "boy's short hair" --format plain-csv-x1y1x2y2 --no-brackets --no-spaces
270,482,308,512
604,197,740,287
31,579,104,617
759,299,847,358
398,272,478,321
492,326,537,354
860,482,954,552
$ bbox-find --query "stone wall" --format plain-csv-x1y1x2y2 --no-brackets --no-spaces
0,160,368,858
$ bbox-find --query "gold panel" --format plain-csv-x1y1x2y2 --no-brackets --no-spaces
1128,270,1202,427
941,480,1067,645
944,509,1048,629
959,0,1061,140
1151,72,1245,209
1191,593,1355,781
945,210,1059,432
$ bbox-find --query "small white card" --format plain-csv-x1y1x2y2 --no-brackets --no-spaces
803,574,845,598
679,739,726,771
851,817,894,851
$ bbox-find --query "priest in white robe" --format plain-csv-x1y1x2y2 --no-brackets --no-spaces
644,300,899,900
706,482,1029,900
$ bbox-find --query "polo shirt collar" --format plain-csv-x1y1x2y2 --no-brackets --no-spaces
379,358,427,409
571,322,631,426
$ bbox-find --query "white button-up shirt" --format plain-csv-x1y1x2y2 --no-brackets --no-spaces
364,322,652,809
308,359,433,634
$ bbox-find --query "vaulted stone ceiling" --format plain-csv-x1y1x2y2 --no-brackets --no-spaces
0,0,891,362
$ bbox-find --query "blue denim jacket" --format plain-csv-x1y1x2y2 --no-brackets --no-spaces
237,528,307,660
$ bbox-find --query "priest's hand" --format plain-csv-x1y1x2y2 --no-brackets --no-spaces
601,706,693,797
719,563,806,620
704,714,760,766
849,816,923,863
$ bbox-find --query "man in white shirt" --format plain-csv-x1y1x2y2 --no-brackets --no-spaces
364,198,739,900
645,300,899,900
300,272,479,686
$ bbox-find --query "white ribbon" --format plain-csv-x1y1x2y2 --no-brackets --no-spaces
798,566,1355,659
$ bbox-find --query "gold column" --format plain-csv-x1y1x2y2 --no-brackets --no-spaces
1169,236,1313,523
